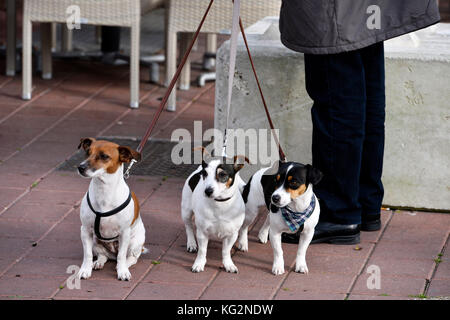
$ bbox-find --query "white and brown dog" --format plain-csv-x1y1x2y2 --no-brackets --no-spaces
238,161,323,275
181,154,248,273
76,138,146,281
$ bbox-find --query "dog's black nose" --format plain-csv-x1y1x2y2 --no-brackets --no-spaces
77,163,87,174
272,194,281,204
205,187,214,197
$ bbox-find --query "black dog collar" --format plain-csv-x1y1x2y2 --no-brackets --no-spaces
214,195,233,202
86,191,132,241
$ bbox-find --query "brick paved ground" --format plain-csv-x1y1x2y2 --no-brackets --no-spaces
0,36,449,300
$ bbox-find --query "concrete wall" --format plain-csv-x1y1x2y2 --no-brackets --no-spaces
215,18,450,210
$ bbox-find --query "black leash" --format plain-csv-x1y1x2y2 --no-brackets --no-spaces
86,191,132,241
125,0,287,179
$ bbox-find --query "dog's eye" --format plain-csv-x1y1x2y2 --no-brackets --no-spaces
99,153,110,161
218,171,228,180
289,181,300,189
201,169,208,178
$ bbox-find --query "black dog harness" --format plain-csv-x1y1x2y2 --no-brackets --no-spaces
86,191,132,241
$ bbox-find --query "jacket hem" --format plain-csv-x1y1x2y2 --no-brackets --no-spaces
281,14,440,55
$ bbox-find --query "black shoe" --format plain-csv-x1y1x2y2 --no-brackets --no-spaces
361,214,381,232
311,222,360,245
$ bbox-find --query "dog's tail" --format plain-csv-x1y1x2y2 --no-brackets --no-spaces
141,246,149,254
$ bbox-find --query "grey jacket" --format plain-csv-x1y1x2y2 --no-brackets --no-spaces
279,0,440,54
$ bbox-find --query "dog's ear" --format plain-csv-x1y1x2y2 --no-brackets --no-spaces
306,164,323,185
264,160,280,176
193,146,210,162
118,146,141,163
233,155,250,172
78,137,95,151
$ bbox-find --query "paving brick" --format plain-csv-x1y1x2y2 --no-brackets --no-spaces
126,175,162,200
2,202,73,222
351,274,426,297
347,294,412,300
164,235,225,270
220,240,299,278
4,256,80,279
308,242,375,258
127,282,205,300
0,104,19,118
200,286,274,300
0,276,64,299
61,210,82,225
0,258,16,274
390,210,450,231
0,218,54,240
28,239,83,260
274,290,346,300
371,239,444,261
45,222,83,241
0,187,26,210
55,278,134,299
281,271,355,294
301,253,366,275
141,193,182,212
380,225,447,245
34,172,90,193
2,188,79,221
427,279,450,297
143,261,217,285
18,141,76,164
0,237,35,258
433,259,450,280
209,264,290,290
365,256,436,279
141,211,184,246
0,168,46,189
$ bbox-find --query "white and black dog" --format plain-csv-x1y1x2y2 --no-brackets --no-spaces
181,154,248,273
238,161,323,275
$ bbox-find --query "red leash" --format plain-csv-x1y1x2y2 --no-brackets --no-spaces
135,0,215,155
238,18,286,162
125,0,286,178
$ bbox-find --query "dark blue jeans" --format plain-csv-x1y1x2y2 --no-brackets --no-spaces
305,42,385,225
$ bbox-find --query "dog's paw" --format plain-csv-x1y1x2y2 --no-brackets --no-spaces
93,260,105,270
272,263,285,276
223,261,239,273
295,262,309,274
236,240,248,252
187,242,198,253
191,260,206,273
258,231,269,244
78,266,92,279
117,268,132,281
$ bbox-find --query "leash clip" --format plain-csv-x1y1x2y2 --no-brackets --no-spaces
124,159,137,180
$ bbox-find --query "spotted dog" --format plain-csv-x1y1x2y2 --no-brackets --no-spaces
181,155,248,273
238,161,322,275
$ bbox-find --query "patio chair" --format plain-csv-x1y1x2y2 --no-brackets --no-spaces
22,0,164,108
165,0,281,111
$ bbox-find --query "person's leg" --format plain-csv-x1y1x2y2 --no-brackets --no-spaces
305,50,366,225
101,26,121,65
359,42,386,230
101,26,121,53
